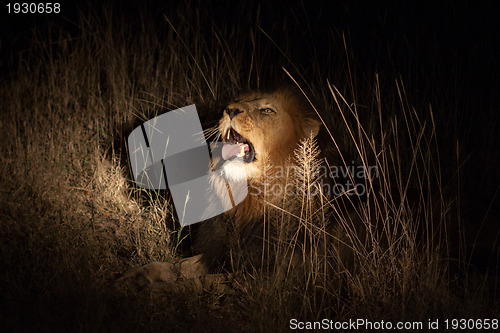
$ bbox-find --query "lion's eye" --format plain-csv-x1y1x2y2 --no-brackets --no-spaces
260,108,276,115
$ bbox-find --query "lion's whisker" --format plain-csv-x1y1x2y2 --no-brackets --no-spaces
202,126,220,141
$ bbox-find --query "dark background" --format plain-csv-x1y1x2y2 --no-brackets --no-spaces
2,0,499,98
3,1,499,114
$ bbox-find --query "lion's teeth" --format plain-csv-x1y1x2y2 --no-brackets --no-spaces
227,131,230,140
238,145,245,157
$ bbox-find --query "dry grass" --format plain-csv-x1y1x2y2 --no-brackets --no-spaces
0,3,498,332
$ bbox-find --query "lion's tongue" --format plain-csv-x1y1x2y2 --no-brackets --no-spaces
222,143,249,160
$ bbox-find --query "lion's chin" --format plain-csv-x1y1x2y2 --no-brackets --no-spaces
222,160,248,182
222,159,260,183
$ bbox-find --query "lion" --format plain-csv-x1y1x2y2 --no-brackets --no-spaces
119,88,341,292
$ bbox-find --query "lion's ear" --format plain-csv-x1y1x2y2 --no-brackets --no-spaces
302,117,321,138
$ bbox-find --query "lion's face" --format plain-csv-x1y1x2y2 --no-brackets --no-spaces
219,89,320,182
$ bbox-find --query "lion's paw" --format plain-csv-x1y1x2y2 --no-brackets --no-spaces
117,261,178,288
115,255,230,293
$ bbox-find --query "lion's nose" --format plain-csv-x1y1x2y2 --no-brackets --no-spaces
225,107,242,120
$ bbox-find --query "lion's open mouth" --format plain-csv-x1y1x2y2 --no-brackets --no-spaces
222,128,256,163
